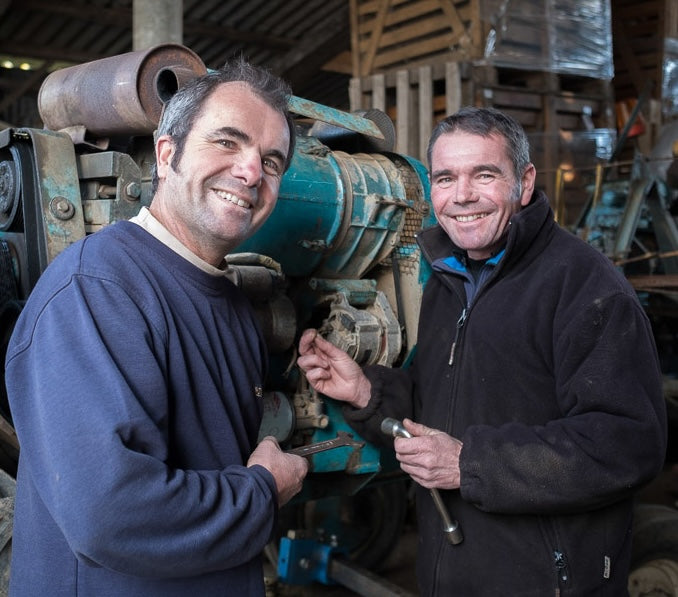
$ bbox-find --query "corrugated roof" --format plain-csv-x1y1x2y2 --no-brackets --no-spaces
0,0,352,127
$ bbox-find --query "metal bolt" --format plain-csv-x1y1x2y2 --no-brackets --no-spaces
125,181,141,200
298,558,310,570
50,196,75,220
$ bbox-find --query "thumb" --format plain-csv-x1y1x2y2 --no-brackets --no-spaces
403,418,438,437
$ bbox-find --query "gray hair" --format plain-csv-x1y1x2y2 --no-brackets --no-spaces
151,57,296,194
427,107,531,182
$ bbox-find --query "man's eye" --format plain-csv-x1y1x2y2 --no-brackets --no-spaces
263,158,282,176
218,139,236,149
435,177,454,188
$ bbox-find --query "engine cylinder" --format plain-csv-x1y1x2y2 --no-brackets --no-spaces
236,135,431,280
38,44,206,137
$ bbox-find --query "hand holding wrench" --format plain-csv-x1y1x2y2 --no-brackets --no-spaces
381,417,463,545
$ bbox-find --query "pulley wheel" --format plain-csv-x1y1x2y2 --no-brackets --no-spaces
0,158,20,231
629,558,678,596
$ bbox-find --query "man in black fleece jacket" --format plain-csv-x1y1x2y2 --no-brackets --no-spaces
297,107,667,596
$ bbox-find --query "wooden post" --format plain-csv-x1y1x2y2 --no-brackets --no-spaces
419,65,433,161
396,69,411,156
371,73,386,112
446,62,462,115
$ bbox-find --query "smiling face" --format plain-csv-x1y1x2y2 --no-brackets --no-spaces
429,131,536,260
151,82,290,266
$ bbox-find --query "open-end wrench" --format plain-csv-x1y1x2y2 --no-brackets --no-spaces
285,430,364,458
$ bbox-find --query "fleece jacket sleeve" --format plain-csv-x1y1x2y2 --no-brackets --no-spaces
459,291,667,515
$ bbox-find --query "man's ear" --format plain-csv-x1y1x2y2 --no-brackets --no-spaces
519,163,537,207
155,135,175,179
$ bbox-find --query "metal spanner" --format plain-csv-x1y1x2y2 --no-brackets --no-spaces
285,430,364,458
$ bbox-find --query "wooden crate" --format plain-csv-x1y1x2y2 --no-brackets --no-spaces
349,0,484,78
350,0,614,81
350,62,615,163
350,62,464,160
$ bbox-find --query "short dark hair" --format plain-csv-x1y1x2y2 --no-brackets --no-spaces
427,107,531,181
151,57,296,194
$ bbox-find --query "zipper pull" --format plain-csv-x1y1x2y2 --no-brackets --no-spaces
448,308,467,366
554,550,569,583
448,342,456,366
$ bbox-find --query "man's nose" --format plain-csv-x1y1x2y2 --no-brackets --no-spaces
454,177,477,203
231,151,263,187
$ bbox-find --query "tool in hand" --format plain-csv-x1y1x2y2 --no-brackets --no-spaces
381,417,463,545
285,430,364,458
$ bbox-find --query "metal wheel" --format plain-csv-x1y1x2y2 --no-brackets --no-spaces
629,559,678,597
281,480,409,571
0,151,21,232
630,504,678,596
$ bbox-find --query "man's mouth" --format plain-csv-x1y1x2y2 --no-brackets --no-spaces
215,189,251,209
454,213,488,222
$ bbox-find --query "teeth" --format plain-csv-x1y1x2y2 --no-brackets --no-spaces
455,213,487,222
215,190,250,209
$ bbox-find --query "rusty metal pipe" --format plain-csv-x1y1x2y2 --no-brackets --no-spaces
38,44,206,137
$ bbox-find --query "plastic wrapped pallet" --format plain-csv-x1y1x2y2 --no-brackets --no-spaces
481,0,614,80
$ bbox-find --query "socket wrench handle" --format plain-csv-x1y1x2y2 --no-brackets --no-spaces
380,417,412,439
381,417,464,545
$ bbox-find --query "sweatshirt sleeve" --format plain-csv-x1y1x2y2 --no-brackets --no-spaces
6,274,278,578
459,291,667,515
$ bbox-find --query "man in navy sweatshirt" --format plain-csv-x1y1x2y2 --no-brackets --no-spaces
5,58,308,596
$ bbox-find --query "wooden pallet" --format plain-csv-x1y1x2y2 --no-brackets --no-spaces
350,0,614,81
350,62,615,161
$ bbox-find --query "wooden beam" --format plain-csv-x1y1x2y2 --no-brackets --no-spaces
419,65,433,161
323,51,353,75
371,73,386,111
445,61,461,115
350,0,361,77
396,69,410,155
0,41,99,65
361,0,392,77
438,0,467,39
14,0,295,50
268,8,350,92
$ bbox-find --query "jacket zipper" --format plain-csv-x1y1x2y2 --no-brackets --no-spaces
448,307,467,366
539,516,570,597
553,549,569,596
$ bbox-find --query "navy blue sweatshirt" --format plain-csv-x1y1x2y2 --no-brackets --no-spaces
6,221,277,596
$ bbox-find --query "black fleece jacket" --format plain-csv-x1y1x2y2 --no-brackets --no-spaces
345,191,667,596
